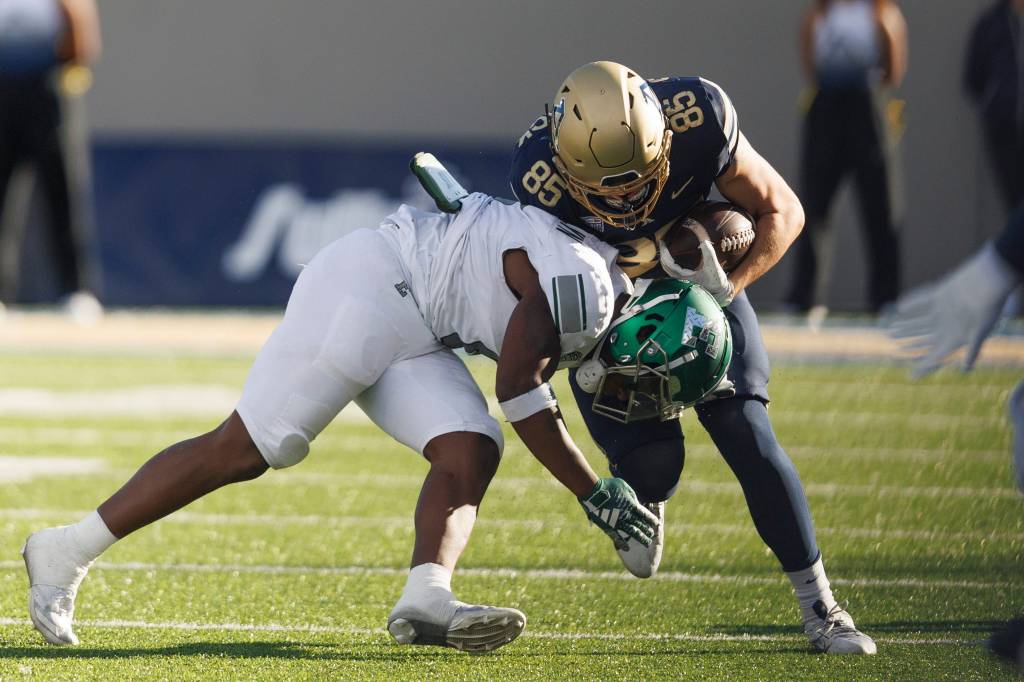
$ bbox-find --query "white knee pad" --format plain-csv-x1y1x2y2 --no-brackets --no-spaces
270,433,311,469
238,389,344,470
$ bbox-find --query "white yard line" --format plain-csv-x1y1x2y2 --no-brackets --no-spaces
767,411,1002,429
0,426,198,447
250,471,1023,500
0,617,981,646
1,457,1014,500
0,386,1006,429
0,456,105,483
0,386,369,423
0,424,1008,463
0,560,1015,590
774,381,1011,399
2,508,1020,544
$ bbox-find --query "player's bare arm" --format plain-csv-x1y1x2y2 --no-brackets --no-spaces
878,1,908,88
799,7,818,82
496,248,599,498
57,0,102,65
715,132,805,297
496,247,657,552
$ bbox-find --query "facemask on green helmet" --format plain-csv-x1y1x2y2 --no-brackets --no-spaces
580,279,733,423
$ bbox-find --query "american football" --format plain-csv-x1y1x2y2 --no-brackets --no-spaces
663,201,757,273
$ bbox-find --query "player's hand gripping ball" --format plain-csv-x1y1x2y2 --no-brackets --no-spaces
661,201,756,273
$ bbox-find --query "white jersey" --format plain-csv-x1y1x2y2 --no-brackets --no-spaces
379,193,629,367
813,0,880,88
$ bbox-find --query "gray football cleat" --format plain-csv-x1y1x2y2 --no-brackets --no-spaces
616,500,664,578
804,600,877,654
22,528,93,646
388,603,526,653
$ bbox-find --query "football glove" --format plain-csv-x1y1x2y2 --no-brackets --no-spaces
658,235,734,306
889,243,1020,377
579,477,658,550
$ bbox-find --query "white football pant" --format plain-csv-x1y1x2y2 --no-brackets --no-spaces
236,228,503,469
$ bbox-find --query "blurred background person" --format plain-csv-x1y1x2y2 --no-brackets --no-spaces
0,0,103,322
784,0,908,324
889,201,1024,671
964,0,1024,214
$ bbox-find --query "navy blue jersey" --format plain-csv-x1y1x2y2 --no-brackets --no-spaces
510,76,740,279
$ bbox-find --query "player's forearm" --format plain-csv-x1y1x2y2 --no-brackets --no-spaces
878,3,908,88
510,412,598,498
57,0,102,65
729,202,804,295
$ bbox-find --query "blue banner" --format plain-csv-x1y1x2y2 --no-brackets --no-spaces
90,136,513,306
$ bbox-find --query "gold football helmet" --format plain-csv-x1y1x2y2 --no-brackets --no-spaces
548,61,672,230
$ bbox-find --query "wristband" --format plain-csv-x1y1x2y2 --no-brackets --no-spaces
499,383,557,422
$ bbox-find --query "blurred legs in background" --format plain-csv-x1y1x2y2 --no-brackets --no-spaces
0,72,102,322
786,87,902,319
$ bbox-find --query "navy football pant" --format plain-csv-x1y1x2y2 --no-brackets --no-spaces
569,292,820,572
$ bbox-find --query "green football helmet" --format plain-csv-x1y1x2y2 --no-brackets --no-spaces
583,279,732,423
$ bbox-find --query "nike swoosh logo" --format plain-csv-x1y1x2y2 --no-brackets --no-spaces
670,176,694,200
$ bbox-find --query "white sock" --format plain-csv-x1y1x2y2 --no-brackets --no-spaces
66,510,118,564
392,563,463,624
787,556,837,624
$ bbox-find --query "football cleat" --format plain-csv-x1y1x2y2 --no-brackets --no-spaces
804,600,877,655
388,603,526,653
22,528,93,646
617,500,665,578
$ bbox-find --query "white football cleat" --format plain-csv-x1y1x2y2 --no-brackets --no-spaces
22,528,93,646
616,500,664,578
388,602,526,653
804,600,877,654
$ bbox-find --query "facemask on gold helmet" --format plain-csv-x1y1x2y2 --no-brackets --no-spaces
548,61,672,230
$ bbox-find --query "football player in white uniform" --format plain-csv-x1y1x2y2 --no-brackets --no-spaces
21,191,659,653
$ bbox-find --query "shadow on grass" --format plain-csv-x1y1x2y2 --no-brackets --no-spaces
0,641,433,662
0,640,812,661
710,619,1002,636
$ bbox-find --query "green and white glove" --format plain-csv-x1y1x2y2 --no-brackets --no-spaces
579,478,658,550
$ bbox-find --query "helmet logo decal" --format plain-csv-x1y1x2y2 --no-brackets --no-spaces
681,307,709,347
552,98,566,139
639,81,658,109
701,327,719,357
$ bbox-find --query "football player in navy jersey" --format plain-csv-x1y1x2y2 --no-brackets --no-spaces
510,61,876,655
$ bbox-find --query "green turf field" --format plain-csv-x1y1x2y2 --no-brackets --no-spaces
0,351,1021,680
